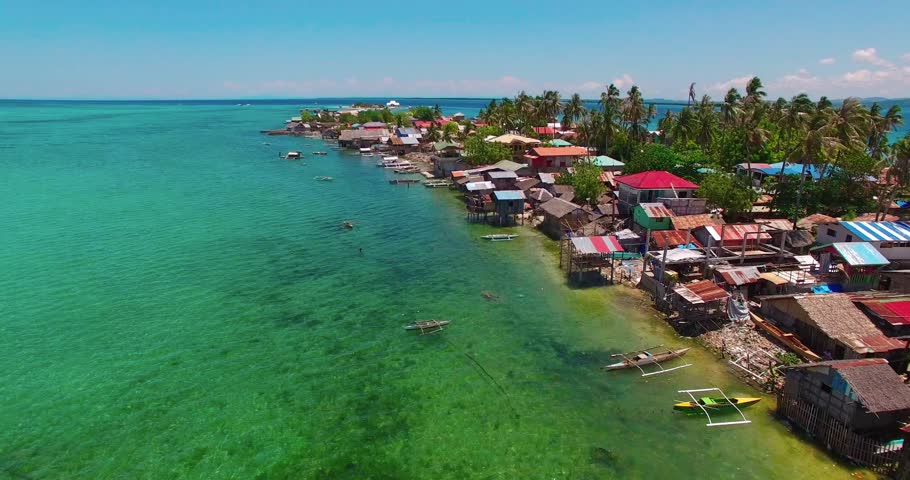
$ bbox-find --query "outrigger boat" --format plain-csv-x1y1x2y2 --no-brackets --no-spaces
389,179,420,185
675,388,758,427
312,151,328,156
404,320,449,335
283,151,302,160
314,176,333,181
341,221,354,229
394,166,422,174
482,234,518,241
604,346,690,376
424,180,452,188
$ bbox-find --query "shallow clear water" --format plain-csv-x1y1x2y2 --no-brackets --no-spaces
0,101,862,479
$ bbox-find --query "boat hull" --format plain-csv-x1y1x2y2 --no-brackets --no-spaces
673,397,761,411
604,348,690,371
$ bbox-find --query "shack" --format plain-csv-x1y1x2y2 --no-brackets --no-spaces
538,197,586,239
812,242,890,290
759,293,907,367
486,170,519,190
492,190,526,226
560,235,625,283
778,358,910,475
671,279,730,323
633,202,675,232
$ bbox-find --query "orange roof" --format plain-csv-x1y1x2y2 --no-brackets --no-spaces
531,146,588,157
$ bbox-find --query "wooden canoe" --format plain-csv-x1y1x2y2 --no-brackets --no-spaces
750,313,821,362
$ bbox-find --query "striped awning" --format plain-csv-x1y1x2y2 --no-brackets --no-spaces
841,221,910,242
570,235,624,255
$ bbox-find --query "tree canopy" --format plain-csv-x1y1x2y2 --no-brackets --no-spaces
464,135,511,166
557,161,605,206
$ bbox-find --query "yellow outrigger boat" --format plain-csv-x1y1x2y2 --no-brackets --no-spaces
675,388,759,427
674,396,761,411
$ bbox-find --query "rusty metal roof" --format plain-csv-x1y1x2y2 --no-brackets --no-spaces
673,280,730,304
672,214,725,230
651,230,700,248
701,224,773,244
638,202,675,219
716,266,762,286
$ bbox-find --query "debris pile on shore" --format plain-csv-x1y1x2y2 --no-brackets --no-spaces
701,321,787,391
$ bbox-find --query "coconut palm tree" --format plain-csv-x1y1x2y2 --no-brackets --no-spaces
670,108,696,146
868,103,904,160
877,135,910,220
515,91,535,130
721,88,742,128
562,93,585,130
599,84,622,152
621,86,650,142
694,95,716,150
657,110,676,145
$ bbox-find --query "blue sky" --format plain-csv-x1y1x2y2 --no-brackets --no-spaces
1,0,909,99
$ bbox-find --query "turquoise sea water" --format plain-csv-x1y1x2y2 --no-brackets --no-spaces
0,101,864,479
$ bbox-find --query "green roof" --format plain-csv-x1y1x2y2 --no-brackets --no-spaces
548,139,573,147
434,141,462,151
586,155,625,168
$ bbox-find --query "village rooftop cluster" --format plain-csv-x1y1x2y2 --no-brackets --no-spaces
265,93,910,476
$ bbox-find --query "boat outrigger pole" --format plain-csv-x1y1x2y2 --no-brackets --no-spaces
677,388,752,427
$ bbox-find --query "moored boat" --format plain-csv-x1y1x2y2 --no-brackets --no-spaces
482,234,518,241
673,396,761,411
389,179,420,185
314,176,334,181
284,151,302,160
312,151,328,156
405,320,449,335
604,348,690,371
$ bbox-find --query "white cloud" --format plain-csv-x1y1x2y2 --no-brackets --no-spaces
575,81,604,92
706,74,754,94
819,58,835,65
903,53,910,62
612,73,635,89
769,69,821,93
852,47,894,68
842,69,873,84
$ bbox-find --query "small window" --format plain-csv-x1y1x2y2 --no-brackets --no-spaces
821,384,832,394
845,234,853,242
826,228,836,237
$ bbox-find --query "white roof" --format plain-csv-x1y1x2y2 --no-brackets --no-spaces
466,181,496,191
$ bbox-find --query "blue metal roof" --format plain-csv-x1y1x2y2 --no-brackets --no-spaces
493,190,526,201
759,163,831,180
831,242,889,266
840,221,910,242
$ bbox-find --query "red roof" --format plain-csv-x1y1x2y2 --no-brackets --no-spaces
651,230,702,248
615,170,699,190
533,126,558,135
857,298,910,326
530,146,588,157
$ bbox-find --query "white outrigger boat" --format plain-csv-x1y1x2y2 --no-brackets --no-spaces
604,346,691,376
482,234,518,241
283,151,302,160
404,320,449,335
359,148,374,157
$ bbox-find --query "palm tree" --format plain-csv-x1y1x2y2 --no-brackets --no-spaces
562,93,584,130
868,104,904,160
743,76,766,110
515,91,535,130
694,95,716,150
877,135,910,220
721,88,742,128
657,110,676,145
599,84,621,153
670,108,696,146
621,86,650,142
